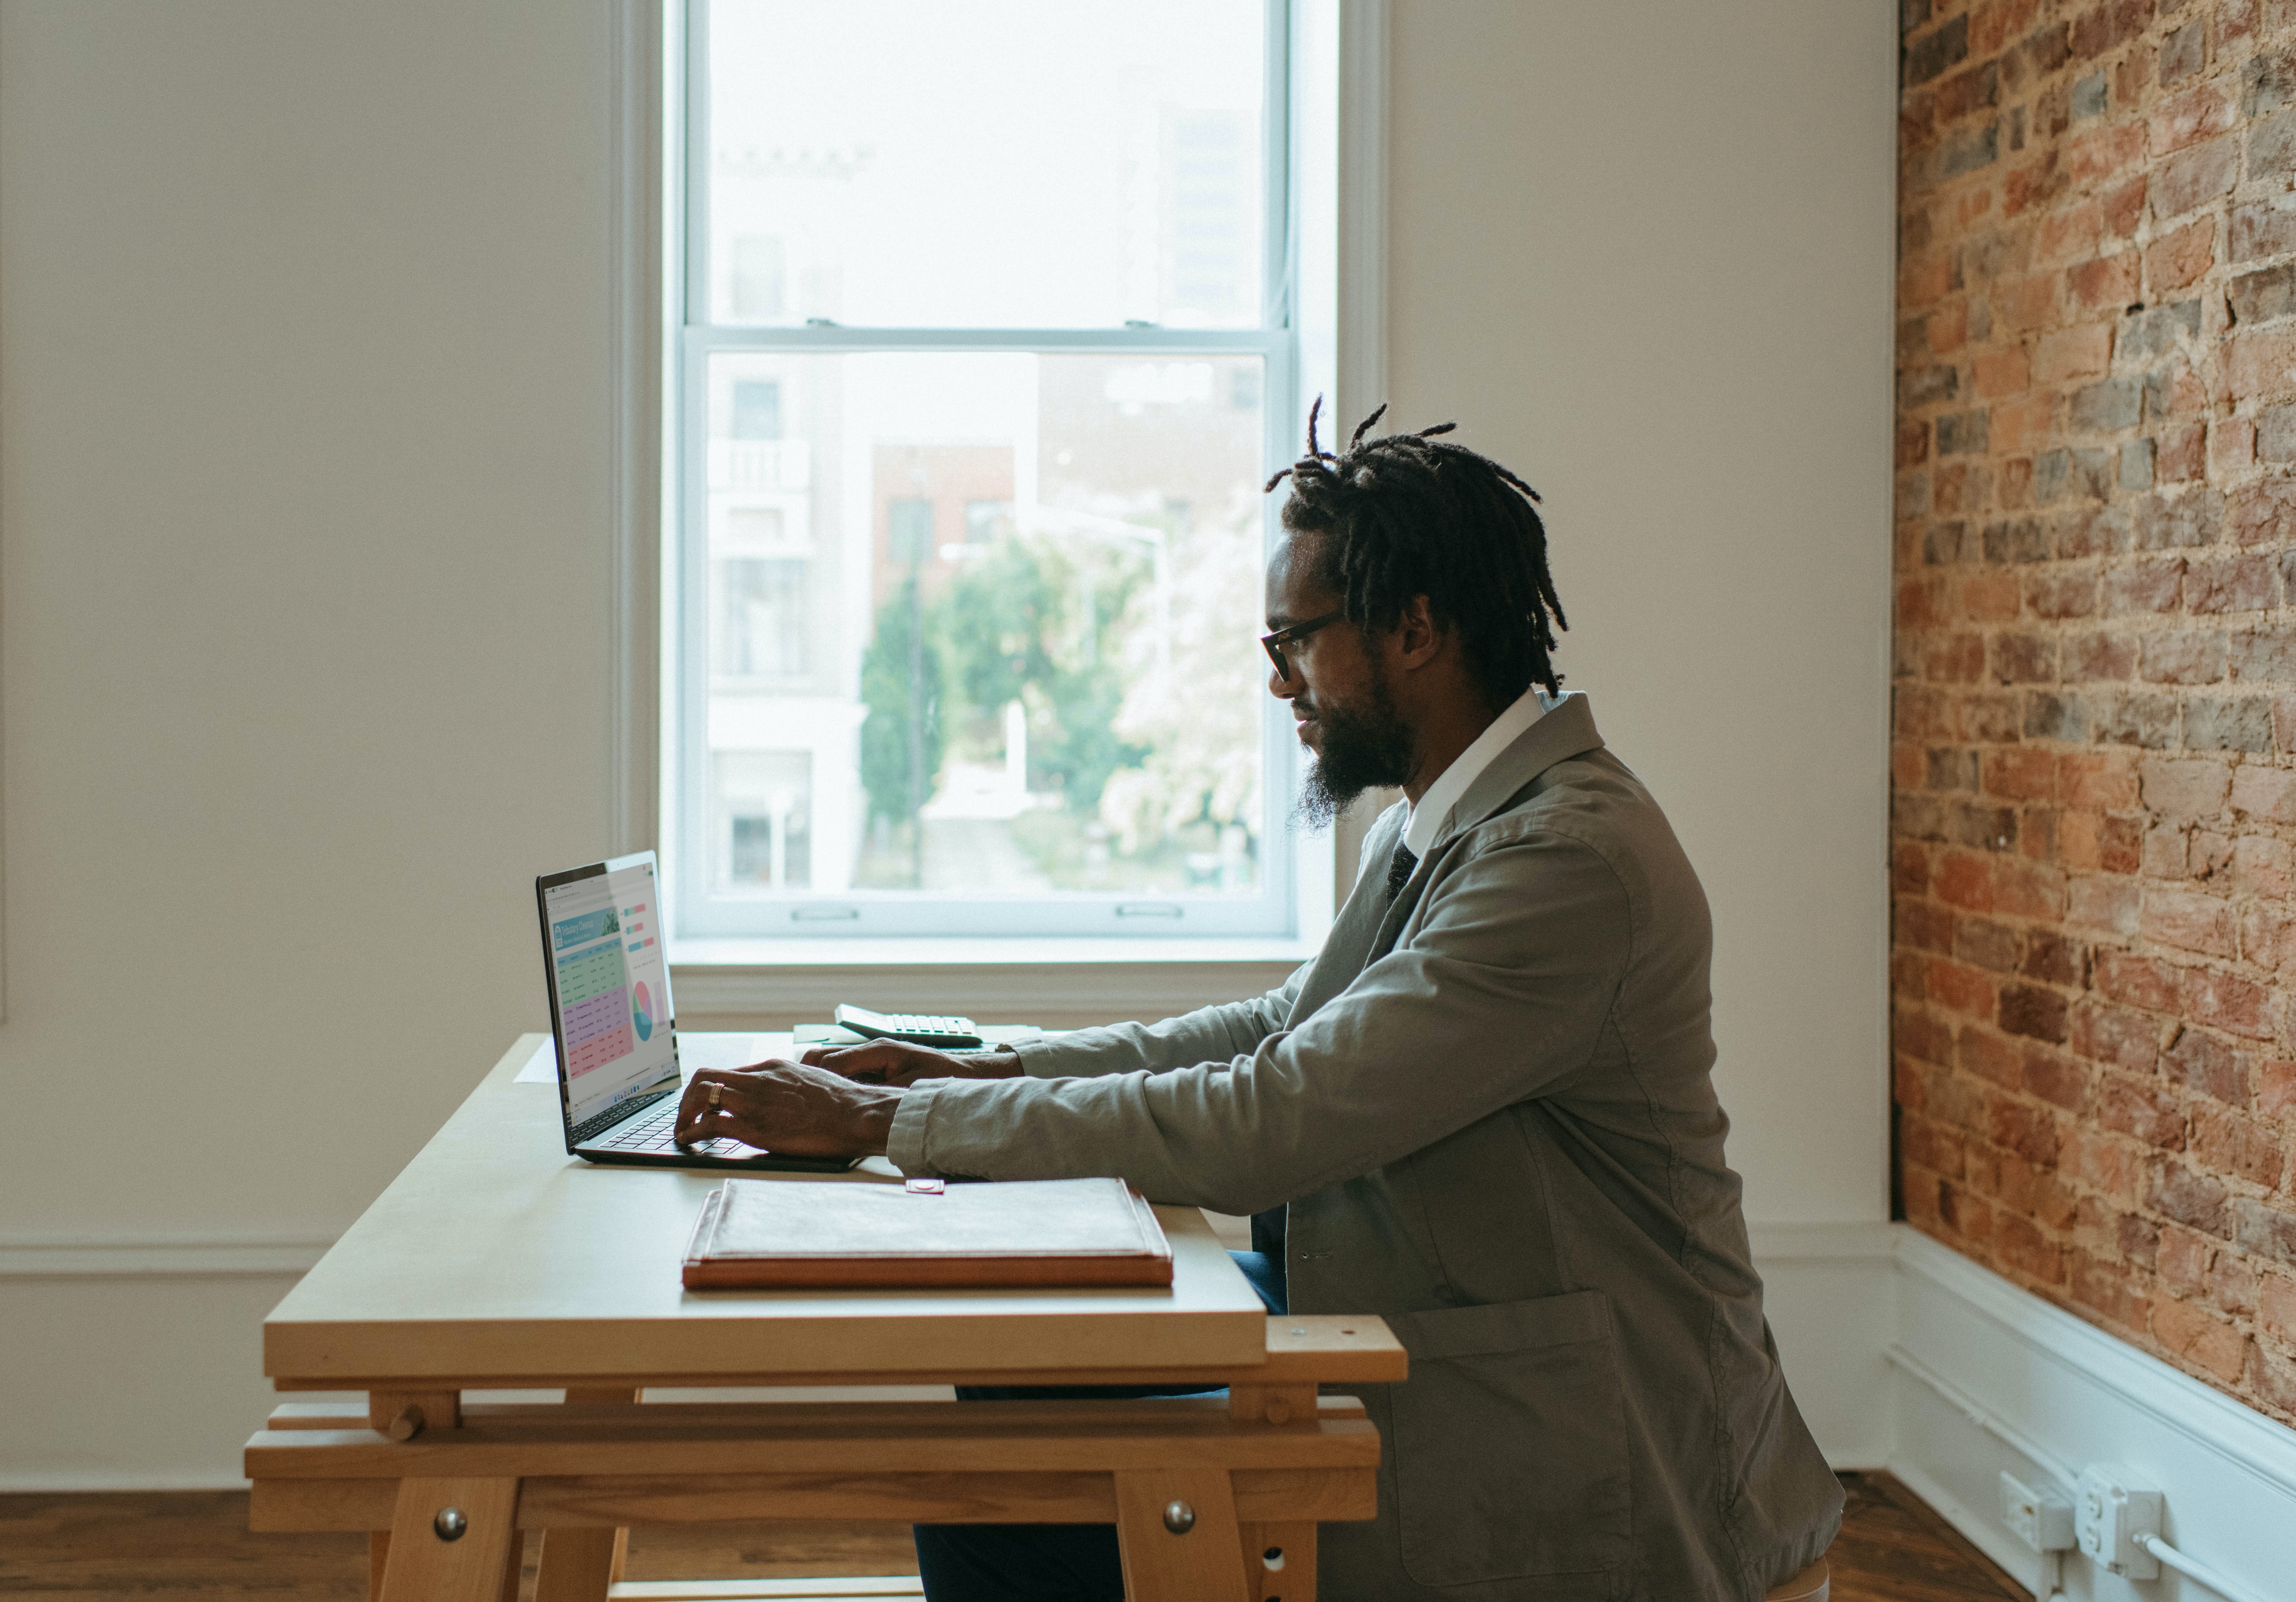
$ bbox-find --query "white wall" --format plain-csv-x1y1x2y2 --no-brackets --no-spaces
1387,0,1899,1226
0,0,1900,1485
0,0,623,1480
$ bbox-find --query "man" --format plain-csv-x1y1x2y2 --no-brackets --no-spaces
676,405,1843,1601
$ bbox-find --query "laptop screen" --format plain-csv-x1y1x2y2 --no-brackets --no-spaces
541,855,679,1128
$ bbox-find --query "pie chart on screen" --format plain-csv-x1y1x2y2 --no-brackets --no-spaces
632,981,655,1041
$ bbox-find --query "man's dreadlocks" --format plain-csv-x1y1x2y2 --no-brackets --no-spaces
1266,399,1566,707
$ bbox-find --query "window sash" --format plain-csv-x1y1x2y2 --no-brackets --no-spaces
681,0,1297,339
670,0,1306,942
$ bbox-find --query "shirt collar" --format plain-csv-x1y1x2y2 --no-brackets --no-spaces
1402,685,1556,858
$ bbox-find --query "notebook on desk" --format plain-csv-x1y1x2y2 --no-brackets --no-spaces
682,1176,1175,1288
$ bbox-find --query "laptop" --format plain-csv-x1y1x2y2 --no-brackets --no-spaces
535,850,855,1172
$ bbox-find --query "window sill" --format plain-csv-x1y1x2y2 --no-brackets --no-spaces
670,937,1318,1026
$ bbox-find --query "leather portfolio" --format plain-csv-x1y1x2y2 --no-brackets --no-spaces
681,1175,1175,1289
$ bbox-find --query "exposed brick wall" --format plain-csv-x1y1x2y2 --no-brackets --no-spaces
1894,0,2296,1424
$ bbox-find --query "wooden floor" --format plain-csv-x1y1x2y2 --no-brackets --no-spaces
1,1473,2026,1600
1831,1475,2025,1602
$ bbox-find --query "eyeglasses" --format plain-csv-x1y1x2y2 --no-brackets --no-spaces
1261,609,1347,681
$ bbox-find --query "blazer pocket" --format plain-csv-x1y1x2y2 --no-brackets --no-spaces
1387,1290,1630,1587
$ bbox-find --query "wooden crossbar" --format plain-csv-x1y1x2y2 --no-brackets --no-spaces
252,1464,1374,1531
247,1397,1377,1481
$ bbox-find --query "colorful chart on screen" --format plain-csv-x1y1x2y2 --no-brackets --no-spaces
552,906,635,1080
543,858,679,1127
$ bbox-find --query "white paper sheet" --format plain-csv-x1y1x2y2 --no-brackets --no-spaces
514,1036,557,1084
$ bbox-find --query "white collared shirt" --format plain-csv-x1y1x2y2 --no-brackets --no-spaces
1402,685,1560,859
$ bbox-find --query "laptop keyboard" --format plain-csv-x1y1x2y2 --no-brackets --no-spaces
594,1100,747,1158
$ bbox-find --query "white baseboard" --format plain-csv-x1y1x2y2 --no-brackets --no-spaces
0,1468,275,1493
1885,1455,2038,1591
1889,1227,2296,1602
0,1271,318,1491
0,1238,331,1278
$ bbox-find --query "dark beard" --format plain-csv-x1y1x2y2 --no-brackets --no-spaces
1291,668,1416,830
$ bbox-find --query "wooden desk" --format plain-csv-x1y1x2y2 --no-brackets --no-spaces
249,1034,1403,1601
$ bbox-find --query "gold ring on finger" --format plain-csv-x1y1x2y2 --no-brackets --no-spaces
707,1083,722,1107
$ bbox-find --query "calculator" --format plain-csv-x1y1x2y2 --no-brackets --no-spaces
832,1004,985,1048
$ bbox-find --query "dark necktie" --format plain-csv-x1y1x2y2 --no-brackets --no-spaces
1385,839,1418,900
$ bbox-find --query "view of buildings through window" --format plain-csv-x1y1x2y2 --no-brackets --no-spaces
689,1,1283,921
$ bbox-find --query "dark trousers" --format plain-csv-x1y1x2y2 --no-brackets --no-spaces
911,1250,1288,1602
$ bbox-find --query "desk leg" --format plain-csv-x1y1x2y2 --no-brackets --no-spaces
535,1385,640,1600
366,1390,467,1599
1240,1521,1317,1602
378,1476,521,1602
533,1528,621,1602
1114,1469,1251,1602
501,1532,529,1602
1229,1386,1320,1600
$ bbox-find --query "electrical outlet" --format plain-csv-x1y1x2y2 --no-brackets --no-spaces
2000,1471,2074,1551
2074,1465,2161,1579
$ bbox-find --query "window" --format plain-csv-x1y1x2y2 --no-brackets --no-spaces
719,752,813,890
711,555,807,678
729,378,781,439
674,0,1310,939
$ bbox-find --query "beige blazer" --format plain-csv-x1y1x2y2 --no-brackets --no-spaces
888,692,1843,1601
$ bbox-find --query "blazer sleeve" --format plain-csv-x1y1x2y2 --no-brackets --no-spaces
1006,963,1311,1081
885,826,1631,1211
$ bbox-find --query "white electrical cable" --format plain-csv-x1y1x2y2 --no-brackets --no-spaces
2138,1533,2280,1602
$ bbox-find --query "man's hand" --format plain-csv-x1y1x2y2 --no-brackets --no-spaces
800,1040,1024,1089
674,1059,904,1157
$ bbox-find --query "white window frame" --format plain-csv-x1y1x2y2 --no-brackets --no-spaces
615,0,1386,991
